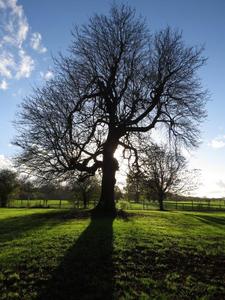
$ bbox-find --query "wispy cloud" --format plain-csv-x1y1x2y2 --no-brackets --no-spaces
208,135,225,149
40,70,54,81
30,32,47,53
0,51,15,78
0,79,8,90
0,0,29,48
16,50,34,79
0,0,47,90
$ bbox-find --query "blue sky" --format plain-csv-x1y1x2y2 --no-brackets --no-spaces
0,0,225,197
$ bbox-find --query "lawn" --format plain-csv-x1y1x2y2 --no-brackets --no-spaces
0,208,224,299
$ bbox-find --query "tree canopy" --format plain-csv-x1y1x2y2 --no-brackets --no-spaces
14,4,207,214
138,143,197,210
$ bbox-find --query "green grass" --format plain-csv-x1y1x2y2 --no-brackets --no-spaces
0,208,225,299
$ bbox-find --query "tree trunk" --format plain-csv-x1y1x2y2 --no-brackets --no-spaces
94,140,119,216
82,190,88,209
0,195,8,208
158,192,165,211
135,191,140,203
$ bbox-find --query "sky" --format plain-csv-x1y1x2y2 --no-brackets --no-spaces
0,0,225,197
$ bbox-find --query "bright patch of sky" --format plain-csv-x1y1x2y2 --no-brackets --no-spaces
0,0,225,198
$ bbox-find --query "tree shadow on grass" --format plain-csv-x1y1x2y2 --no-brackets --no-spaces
194,215,225,228
0,210,81,243
38,215,115,300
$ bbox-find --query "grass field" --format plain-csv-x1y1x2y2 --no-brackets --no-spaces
0,208,225,299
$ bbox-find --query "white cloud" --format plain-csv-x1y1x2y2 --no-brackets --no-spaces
16,50,34,79
0,79,8,90
0,154,12,169
0,51,15,78
208,135,225,149
30,32,47,53
0,0,28,48
217,180,225,189
40,70,54,81
0,0,47,86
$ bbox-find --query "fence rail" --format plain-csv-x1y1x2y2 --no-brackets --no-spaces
8,199,76,209
5,198,225,211
119,200,225,211
164,200,225,211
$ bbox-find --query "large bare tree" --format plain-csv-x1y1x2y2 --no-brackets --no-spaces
14,4,207,214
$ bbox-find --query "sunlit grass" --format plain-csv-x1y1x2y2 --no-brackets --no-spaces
0,208,224,299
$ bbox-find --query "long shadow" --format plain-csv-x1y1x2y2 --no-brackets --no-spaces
194,215,225,228
38,215,115,300
0,210,76,243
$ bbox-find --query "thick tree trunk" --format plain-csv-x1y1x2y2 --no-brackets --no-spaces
94,138,119,216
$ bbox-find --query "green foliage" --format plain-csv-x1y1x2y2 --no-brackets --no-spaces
0,170,17,207
117,200,130,210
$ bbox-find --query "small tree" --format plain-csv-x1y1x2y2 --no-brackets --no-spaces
71,176,101,208
139,144,195,211
125,169,143,203
17,178,35,200
0,169,17,207
14,4,207,215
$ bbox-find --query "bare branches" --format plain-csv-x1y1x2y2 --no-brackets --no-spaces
13,4,207,184
140,143,195,194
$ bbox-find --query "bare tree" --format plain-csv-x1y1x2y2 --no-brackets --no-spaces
125,169,143,203
139,143,198,210
14,4,207,214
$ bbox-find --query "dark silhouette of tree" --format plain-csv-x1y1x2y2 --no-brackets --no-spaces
0,169,17,207
139,143,197,210
14,4,207,214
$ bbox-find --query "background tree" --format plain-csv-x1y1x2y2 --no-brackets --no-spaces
14,4,207,214
17,177,35,201
0,169,17,207
38,182,58,200
71,176,101,209
125,169,143,203
139,143,197,210
114,185,123,202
